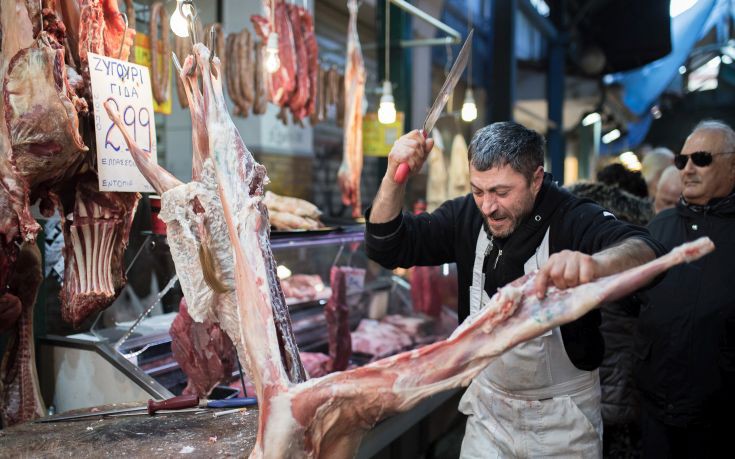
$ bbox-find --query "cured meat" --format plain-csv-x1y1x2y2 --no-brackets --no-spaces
237,28,253,115
309,65,324,125
149,2,170,105
425,129,447,211
448,134,470,198
337,0,366,218
170,298,237,397
251,0,296,106
300,6,318,120
0,242,45,426
286,4,309,120
4,32,88,191
252,40,268,115
56,174,139,327
325,267,352,371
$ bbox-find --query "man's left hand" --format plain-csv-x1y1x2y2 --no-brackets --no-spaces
534,250,599,299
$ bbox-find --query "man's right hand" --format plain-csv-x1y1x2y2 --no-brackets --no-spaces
368,131,435,223
386,130,435,184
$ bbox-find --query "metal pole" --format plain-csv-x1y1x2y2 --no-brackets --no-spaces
488,0,516,122
546,0,566,181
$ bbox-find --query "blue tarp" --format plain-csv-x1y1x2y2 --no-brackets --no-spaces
600,0,733,154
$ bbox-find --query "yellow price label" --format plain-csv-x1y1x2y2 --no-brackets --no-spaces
363,112,404,157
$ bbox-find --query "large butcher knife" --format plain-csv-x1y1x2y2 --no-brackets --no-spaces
394,29,474,184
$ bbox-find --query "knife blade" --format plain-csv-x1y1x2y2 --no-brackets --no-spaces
394,29,474,183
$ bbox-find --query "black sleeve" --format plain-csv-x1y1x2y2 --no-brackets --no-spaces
561,201,666,257
364,199,459,269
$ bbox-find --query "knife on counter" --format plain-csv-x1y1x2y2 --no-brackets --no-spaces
35,395,258,423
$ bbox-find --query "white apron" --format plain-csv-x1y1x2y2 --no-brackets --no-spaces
459,227,603,458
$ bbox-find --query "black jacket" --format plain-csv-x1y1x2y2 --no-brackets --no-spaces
566,182,656,424
366,174,664,371
635,193,735,426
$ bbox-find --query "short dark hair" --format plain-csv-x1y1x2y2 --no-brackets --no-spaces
596,163,648,198
468,122,545,183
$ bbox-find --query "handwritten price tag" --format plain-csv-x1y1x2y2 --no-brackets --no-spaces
88,52,157,192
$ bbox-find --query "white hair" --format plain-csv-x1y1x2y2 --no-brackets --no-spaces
691,120,735,151
641,147,674,183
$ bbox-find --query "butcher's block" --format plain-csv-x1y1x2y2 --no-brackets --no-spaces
0,403,259,458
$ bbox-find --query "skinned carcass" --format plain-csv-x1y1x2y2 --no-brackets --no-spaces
115,40,714,457
105,49,306,386
337,0,366,218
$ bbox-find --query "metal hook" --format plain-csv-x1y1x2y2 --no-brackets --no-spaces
187,13,198,47
209,25,216,63
171,51,183,74
117,12,129,60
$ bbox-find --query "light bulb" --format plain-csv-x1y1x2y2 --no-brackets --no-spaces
461,88,477,122
582,112,601,126
169,0,193,38
265,33,281,73
602,128,621,144
378,80,396,124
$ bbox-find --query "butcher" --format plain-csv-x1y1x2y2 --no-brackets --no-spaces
365,122,665,457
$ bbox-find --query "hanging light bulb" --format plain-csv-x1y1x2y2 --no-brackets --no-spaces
378,80,396,125
170,0,194,38
265,33,281,73
461,88,477,122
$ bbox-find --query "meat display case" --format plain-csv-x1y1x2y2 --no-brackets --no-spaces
37,222,461,455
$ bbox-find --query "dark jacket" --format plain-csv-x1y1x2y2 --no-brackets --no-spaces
635,193,735,426
366,173,665,371
567,181,655,424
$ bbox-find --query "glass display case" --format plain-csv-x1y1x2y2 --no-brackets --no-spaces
38,222,459,412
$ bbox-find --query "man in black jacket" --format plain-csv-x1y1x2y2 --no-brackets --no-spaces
365,122,665,457
635,120,735,458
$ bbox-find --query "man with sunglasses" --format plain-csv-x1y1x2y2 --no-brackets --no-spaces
635,120,735,458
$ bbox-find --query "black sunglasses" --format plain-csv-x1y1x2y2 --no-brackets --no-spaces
674,151,735,170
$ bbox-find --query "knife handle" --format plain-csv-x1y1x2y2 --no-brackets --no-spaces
393,130,428,184
148,394,199,415
206,397,258,409
394,163,410,184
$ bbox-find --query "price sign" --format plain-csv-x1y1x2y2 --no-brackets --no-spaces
88,52,157,192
